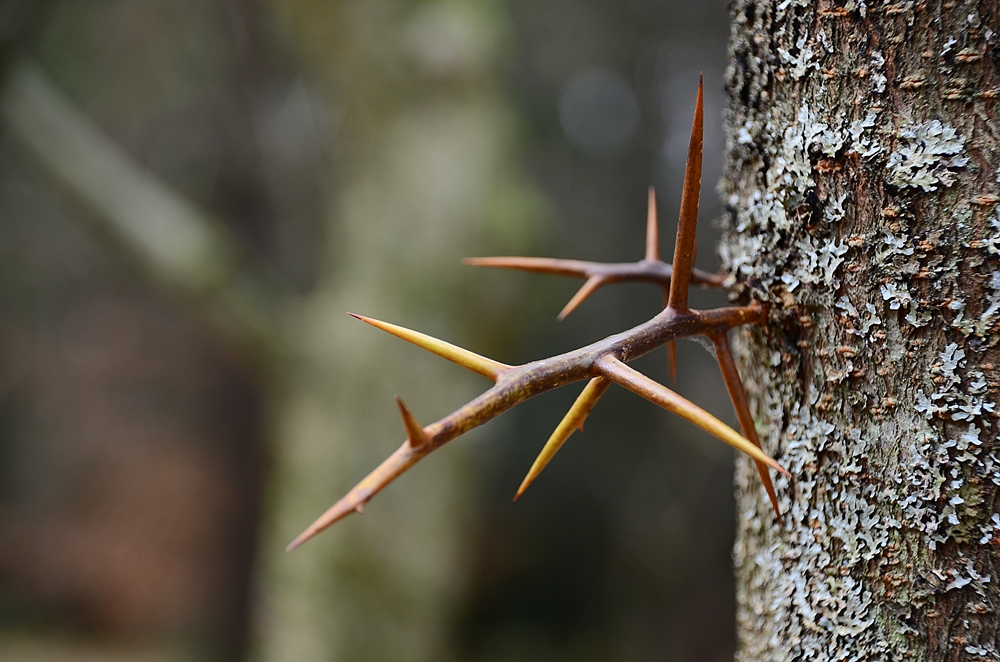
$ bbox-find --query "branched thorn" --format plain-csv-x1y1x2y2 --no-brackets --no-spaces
287,76,783,552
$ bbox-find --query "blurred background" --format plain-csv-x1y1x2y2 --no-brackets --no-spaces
0,1,738,660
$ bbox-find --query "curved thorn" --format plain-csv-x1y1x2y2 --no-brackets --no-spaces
287,442,420,551
463,256,594,279
645,186,659,263
396,396,430,449
514,377,610,501
711,333,783,524
667,75,703,314
348,313,511,381
558,275,610,320
596,354,789,476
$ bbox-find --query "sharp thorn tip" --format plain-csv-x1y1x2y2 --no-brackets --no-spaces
286,532,310,552
352,313,507,380
396,395,430,449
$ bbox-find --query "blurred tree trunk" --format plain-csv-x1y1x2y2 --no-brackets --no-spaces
252,2,537,661
722,2,1000,659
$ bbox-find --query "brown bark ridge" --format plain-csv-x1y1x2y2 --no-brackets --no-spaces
721,1,1000,660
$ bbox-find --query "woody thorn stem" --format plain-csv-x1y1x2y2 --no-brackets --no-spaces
287,77,783,552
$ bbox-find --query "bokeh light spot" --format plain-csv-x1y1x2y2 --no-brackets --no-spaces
558,69,639,155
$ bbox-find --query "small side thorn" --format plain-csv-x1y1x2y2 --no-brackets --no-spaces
396,396,430,449
558,275,610,320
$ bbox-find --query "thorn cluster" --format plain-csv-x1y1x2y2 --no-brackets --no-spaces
287,77,783,552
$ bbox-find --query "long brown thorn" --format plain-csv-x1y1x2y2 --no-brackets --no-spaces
462,256,723,289
464,178,722,321
462,256,597,278
667,74,703,314
711,332,783,523
287,442,421,551
596,355,788,476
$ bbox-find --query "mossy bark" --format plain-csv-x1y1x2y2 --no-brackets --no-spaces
722,2,1000,659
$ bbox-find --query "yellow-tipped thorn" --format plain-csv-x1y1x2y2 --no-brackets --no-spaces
514,377,610,500
596,355,790,477
558,275,610,320
396,396,430,449
349,313,511,381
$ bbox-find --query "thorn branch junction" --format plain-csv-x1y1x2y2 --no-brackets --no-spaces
287,77,784,552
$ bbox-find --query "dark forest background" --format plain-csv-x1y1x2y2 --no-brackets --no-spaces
0,1,740,660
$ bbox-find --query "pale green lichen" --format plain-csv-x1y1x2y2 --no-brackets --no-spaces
886,120,969,191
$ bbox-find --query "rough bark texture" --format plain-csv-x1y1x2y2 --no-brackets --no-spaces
721,1,1000,660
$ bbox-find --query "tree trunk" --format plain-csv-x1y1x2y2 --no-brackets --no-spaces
252,3,539,661
722,2,1000,659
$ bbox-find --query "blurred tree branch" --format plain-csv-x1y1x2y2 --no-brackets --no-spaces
0,57,285,372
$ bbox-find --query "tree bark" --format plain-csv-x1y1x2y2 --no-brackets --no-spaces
722,1,1000,659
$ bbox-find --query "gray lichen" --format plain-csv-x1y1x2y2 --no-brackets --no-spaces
723,1,1000,660
887,120,969,192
